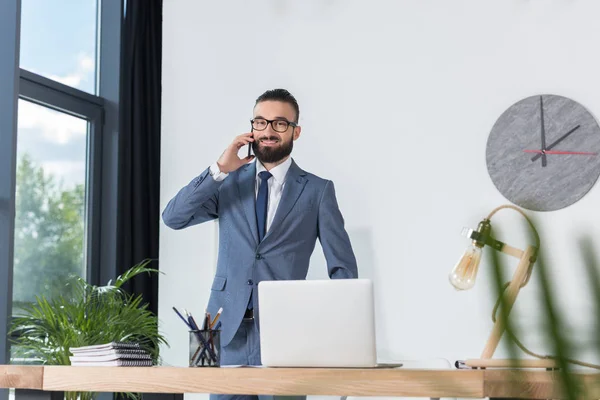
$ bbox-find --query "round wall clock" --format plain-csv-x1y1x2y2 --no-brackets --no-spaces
486,94,600,211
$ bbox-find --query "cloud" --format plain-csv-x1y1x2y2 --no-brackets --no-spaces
18,100,87,145
48,53,95,89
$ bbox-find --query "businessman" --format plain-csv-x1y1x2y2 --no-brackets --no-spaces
162,89,357,397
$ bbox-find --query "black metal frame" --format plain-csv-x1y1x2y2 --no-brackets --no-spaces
0,2,123,400
0,2,21,400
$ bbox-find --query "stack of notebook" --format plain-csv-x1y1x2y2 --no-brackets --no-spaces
69,342,153,367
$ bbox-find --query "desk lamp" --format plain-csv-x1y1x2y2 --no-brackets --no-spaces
449,204,558,369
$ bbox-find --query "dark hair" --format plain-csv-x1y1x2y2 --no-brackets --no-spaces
255,88,300,123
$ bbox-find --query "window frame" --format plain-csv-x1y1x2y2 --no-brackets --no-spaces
18,70,105,286
0,3,122,399
0,5,22,400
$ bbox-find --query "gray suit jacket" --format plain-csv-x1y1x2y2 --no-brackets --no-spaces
162,159,358,346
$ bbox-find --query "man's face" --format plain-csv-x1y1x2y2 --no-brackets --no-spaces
251,100,301,164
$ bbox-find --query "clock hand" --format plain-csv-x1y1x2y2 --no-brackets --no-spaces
539,96,547,167
524,150,597,155
531,124,581,162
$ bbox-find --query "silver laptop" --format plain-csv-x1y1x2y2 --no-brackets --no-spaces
258,278,397,368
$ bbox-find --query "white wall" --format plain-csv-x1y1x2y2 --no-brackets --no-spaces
160,0,600,397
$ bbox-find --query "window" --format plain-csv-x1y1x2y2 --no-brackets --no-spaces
0,0,122,382
12,99,89,314
9,69,105,332
19,0,99,95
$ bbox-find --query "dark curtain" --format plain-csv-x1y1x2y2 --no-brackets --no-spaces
117,0,163,316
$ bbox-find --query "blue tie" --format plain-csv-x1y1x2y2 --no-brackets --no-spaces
248,171,272,312
255,171,272,242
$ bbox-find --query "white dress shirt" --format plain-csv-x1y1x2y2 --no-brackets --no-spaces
209,157,293,234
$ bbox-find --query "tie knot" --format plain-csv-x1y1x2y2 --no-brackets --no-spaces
258,171,272,181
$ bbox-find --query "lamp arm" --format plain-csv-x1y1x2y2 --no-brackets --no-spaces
486,204,540,286
467,230,525,259
480,244,537,359
476,205,540,360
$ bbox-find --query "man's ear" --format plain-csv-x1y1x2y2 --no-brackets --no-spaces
293,126,301,141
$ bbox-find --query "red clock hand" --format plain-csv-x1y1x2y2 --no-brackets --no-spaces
524,150,597,155
531,124,581,162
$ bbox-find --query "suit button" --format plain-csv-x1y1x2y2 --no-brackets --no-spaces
255,254,262,259
247,279,253,285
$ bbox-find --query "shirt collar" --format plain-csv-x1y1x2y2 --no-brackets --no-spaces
256,156,293,185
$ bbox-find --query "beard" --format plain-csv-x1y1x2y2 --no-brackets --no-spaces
252,135,293,164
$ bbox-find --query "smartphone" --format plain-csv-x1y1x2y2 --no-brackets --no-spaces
248,128,254,157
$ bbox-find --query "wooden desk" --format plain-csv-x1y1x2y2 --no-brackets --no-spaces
0,366,43,390
2,365,600,399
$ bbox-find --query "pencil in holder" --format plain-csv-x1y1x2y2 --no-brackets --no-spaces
189,329,220,367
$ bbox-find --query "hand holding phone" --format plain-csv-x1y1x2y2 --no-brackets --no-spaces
216,132,254,174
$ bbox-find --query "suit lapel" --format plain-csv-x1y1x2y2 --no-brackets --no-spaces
237,162,259,245
262,160,307,242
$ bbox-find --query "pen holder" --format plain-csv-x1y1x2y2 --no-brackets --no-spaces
189,329,221,367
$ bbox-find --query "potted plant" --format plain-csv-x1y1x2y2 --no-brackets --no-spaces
9,259,169,400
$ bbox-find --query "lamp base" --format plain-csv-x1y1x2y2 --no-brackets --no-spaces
464,358,560,369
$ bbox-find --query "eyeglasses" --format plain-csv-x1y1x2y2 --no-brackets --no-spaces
251,118,297,133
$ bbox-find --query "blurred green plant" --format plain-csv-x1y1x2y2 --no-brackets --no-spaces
488,215,600,400
9,259,168,400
